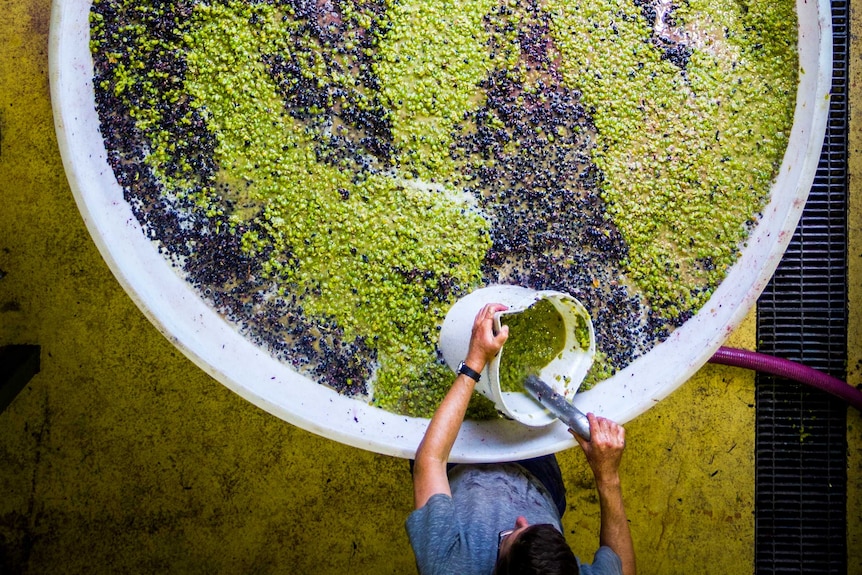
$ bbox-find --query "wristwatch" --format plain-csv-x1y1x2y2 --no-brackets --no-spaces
457,361,481,383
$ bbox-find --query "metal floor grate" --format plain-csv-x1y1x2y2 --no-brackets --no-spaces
754,1,849,573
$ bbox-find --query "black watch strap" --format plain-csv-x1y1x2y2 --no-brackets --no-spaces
457,361,481,382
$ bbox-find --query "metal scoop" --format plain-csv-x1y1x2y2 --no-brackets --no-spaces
523,375,591,440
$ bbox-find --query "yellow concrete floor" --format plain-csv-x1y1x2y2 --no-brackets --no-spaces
0,1,859,573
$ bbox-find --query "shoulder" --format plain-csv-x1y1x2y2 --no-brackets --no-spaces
407,493,455,528
406,493,458,553
577,546,623,575
405,493,476,575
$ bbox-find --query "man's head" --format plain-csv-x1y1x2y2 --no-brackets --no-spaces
494,521,579,575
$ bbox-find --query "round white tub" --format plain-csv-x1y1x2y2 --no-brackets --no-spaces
49,0,832,461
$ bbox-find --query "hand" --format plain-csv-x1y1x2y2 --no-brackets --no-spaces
572,413,626,484
464,303,509,372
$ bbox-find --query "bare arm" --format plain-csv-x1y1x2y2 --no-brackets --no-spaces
413,303,509,510
573,414,636,575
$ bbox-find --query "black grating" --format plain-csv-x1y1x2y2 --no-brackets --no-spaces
754,1,849,573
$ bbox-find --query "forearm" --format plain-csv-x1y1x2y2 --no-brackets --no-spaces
412,303,507,510
413,372,477,507
416,374,476,464
596,476,636,575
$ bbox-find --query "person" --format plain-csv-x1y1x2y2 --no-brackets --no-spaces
406,303,636,575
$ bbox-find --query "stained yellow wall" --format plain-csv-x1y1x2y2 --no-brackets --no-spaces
0,1,858,573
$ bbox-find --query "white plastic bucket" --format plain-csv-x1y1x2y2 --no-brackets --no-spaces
439,285,596,426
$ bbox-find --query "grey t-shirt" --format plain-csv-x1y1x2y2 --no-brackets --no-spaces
406,463,622,575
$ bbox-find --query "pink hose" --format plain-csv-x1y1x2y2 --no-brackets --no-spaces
709,346,862,411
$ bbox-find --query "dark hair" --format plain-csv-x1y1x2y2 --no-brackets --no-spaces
493,524,579,575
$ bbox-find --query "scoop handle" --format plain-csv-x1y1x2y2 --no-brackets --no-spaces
523,375,591,441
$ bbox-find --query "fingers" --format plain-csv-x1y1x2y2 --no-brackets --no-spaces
467,303,509,367
571,413,626,451
587,414,624,444
474,303,508,325
572,428,589,451
473,305,508,341
494,323,509,345
573,414,626,480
